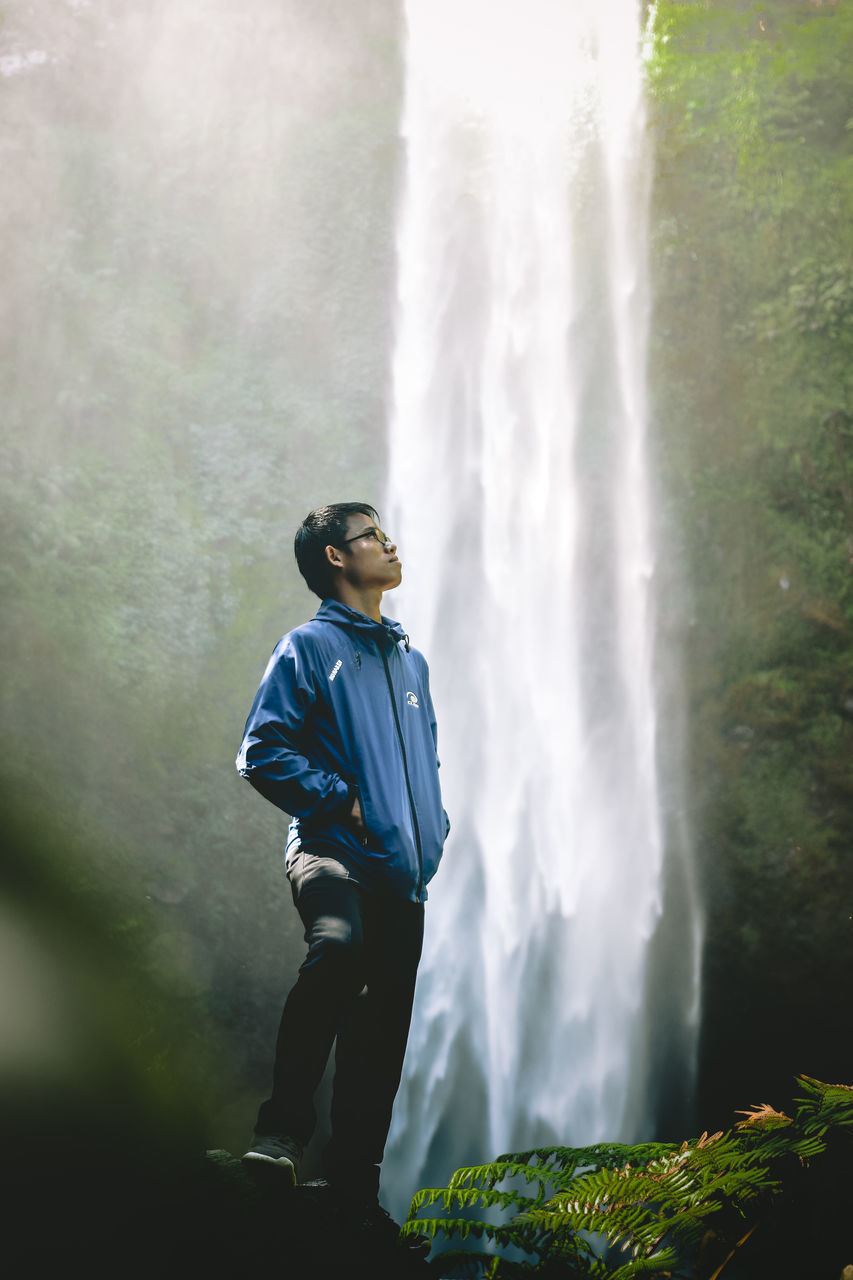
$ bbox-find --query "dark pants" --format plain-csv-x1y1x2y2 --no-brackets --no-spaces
256,858,424,1199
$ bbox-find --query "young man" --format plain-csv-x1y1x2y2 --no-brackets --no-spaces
235,502,449,1233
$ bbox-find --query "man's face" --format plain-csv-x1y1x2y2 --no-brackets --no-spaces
334,513,402,594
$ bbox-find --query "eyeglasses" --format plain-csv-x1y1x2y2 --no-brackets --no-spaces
340,526,392,548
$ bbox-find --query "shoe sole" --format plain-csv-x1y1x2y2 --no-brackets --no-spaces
241,1152,298,1186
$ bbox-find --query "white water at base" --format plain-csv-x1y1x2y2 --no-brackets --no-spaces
383,0,700,1217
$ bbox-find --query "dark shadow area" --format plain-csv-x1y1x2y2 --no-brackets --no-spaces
0,789,432,1275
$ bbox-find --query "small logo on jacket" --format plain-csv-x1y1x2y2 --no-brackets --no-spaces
329,659,342,681
406,691,419,707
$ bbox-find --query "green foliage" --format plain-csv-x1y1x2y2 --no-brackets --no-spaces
403,1077,853,1278
646,0,853,1115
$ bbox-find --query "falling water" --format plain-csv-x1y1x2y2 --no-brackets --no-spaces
383,0,700,1216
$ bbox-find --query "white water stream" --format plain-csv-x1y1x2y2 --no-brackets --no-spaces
384,0,700,1216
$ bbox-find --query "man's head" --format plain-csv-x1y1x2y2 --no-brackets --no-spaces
294,503,401,601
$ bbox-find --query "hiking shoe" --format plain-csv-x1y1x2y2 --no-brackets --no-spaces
241,1133,303,1184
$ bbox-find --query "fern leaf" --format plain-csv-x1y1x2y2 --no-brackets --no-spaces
403,1216,545,1252
735,1103,792,1130
608,1245,681,1279
447,1158,554,1195
795,1074,853,1139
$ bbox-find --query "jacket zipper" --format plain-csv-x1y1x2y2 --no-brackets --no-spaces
380,646,424,900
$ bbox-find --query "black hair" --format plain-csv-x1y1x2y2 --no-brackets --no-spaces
294,502,380,599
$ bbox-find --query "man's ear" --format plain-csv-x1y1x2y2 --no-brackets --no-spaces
325,543,344,573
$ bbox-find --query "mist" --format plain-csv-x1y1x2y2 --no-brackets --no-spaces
2,0,405,1162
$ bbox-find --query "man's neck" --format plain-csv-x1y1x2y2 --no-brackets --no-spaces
329,583,384,623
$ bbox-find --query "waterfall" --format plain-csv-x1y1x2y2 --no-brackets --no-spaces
383,0,701,1217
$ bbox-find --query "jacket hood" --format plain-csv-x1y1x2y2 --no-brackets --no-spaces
316,598,409,650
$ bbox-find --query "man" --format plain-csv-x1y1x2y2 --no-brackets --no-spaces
235,502,449,1234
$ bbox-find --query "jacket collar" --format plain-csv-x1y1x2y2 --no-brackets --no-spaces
316,598,409,650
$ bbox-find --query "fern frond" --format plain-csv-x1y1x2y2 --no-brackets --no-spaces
608,1245,681,1279
500,1141,680,1177
528,1136,772,1258
447,1158,555,1198
795,1074,853,1139
401,1216,545,1251
406,1184,547,1218
409,1075,852,1279
449,1161,519,1190
495,1144,594,1169
734,1103,791,1130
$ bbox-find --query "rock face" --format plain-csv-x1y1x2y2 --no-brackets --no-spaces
5,1140,433,1279
198,1150,433,1278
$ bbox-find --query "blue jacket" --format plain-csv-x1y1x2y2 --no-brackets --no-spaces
236,599,449,902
